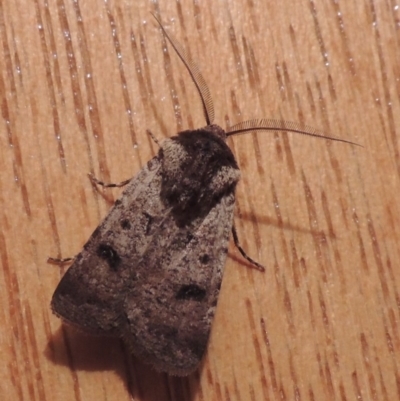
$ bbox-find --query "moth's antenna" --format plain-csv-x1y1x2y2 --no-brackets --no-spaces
151,12,215,125
227,118,362,147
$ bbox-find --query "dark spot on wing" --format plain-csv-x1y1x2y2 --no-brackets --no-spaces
176,284,206,301
97,244,121,270
143,212,154,235
199,254,210,264
121,219,131,230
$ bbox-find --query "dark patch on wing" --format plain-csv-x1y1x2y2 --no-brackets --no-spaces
199,254,210,264
97,244,121,270
120,219,131,230
175,284,207,301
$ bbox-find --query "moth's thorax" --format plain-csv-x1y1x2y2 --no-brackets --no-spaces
160,125,238,176
158,125,240,222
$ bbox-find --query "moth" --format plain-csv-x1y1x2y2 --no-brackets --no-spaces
51,14,357,375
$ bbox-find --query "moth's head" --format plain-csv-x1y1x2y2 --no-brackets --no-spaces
199,124,226,141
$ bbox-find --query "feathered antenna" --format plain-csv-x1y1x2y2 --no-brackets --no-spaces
227,119,361,146
153,13,361,147
152,12,215,126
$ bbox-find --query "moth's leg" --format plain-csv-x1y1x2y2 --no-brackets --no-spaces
146,129,161,147
47,256,74,265
88,173,131,188
232,223,265,272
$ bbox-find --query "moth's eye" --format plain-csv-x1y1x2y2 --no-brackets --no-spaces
176,284,206,301
97,244,121,270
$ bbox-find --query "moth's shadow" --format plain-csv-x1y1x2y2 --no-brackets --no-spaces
240,211,335,237
45,325,200,401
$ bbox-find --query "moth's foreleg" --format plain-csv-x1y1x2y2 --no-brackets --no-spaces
47,256,74,265
232,223,265,272
88,173,131,188
146,129,161,147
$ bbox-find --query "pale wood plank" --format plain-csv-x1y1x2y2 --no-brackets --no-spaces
0,0,399,400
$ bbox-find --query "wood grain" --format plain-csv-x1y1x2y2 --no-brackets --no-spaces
0,0,399,400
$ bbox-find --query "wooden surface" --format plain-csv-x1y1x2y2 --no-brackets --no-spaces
1,0,399,400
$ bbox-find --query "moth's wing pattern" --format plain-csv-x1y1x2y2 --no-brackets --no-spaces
51,155,164,335
122,189,236,375
52,129,240,375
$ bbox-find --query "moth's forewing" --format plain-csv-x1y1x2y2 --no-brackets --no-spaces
51,156,163,335
123,189,236,375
